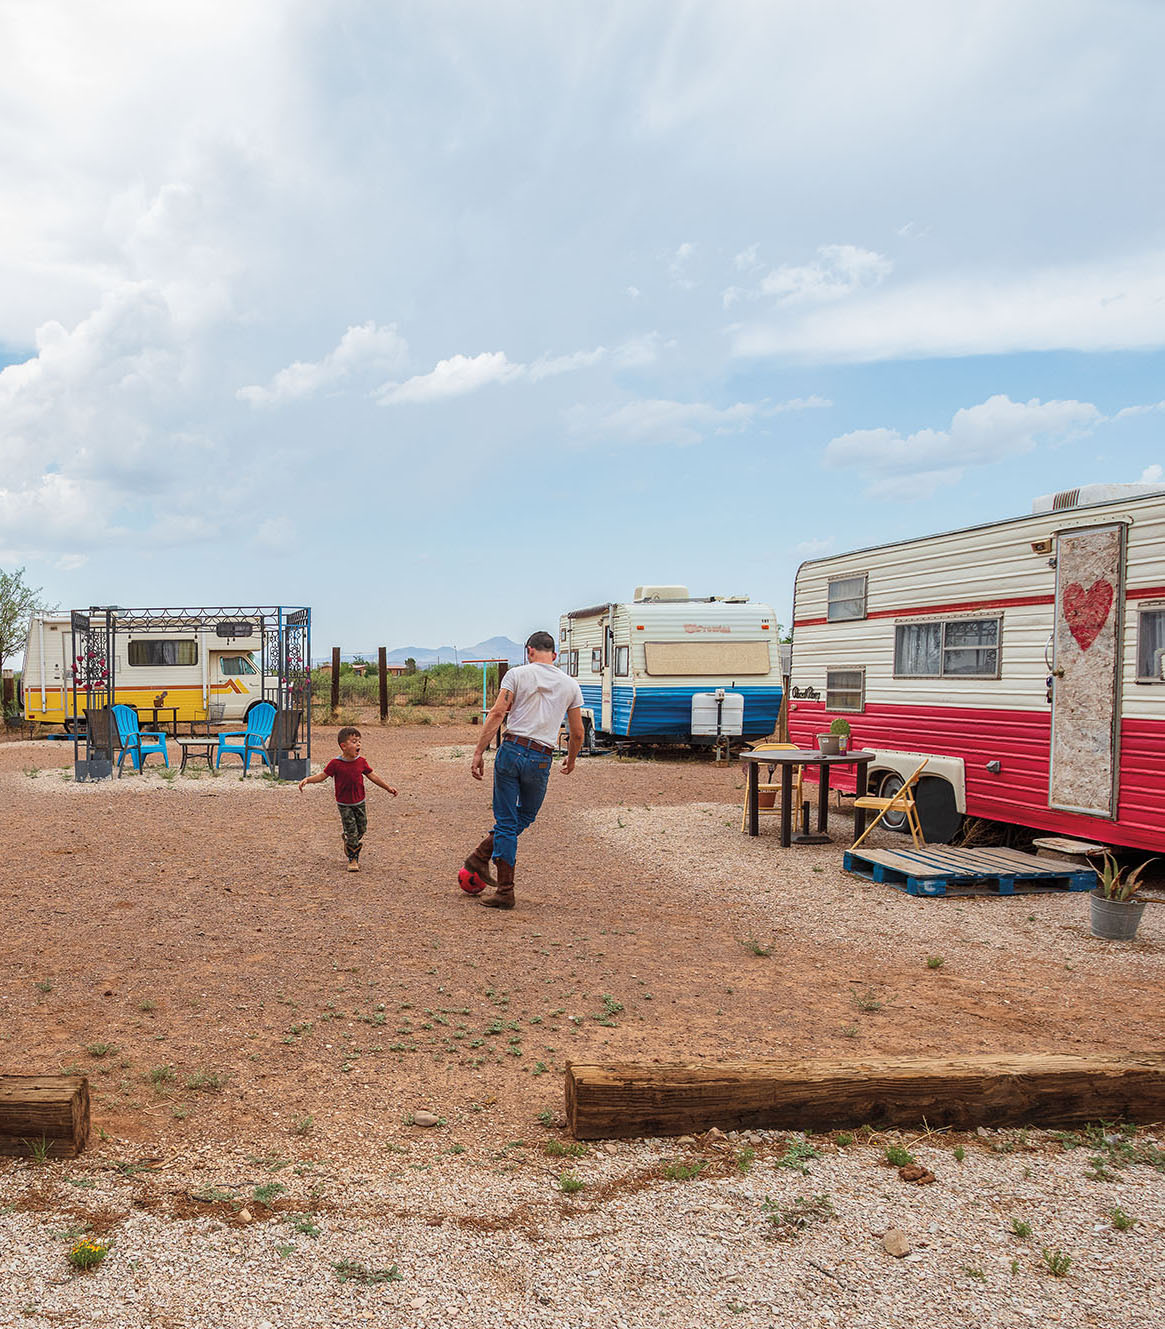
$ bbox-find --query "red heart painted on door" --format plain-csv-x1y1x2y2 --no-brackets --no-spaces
1063,578,1114,652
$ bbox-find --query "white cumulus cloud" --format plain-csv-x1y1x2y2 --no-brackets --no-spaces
566,394,828,449
824,394,1103,499
735,251,1165,362
238,322,408,406
374,351,523,405
760,244,893,304
375,339,623,405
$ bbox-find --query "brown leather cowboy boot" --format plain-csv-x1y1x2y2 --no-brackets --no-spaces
480,858,515,909
463,834,497,887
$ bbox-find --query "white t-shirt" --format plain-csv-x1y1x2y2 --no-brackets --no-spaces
502,662,584,750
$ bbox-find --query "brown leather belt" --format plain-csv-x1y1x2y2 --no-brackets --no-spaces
504,733,555,756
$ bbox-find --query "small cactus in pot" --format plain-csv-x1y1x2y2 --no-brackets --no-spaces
829,717,852,752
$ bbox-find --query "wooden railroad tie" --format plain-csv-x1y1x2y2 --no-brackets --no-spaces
565,1054,1165,1140
0,1075,90,1158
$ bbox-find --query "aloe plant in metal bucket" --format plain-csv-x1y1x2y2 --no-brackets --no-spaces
1090,854,1158,941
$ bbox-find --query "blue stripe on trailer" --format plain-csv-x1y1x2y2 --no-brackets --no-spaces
625,685,782,740
582,684,783,739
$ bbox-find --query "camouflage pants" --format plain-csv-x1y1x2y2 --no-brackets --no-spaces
338,802,367,859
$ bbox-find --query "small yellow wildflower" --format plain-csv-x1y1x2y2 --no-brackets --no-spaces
67,1238,110,1272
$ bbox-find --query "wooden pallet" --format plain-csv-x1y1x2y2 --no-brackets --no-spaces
843,844,1097,897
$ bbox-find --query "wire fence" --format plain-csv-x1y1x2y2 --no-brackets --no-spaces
310,662,506,723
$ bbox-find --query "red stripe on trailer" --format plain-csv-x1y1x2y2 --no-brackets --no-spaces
794,584,1165,628
787,700,1165,851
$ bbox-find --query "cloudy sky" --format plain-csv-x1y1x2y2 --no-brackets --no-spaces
2,0,1163,658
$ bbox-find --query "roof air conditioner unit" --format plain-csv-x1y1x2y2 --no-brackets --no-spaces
633,585,689,602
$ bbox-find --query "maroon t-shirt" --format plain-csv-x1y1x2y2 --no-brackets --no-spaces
324,756,372,804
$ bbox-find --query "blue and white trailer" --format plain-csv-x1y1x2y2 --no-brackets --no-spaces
558,586,785,745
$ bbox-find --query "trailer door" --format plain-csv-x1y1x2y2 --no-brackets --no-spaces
601,616,614,732
1048,523,1125,817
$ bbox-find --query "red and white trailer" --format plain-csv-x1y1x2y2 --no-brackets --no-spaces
787,483,1165,850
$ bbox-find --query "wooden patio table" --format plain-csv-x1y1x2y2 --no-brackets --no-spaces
740,747,877,847
136,706,180,735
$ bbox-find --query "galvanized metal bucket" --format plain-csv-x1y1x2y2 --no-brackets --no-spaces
1089,889,1146,941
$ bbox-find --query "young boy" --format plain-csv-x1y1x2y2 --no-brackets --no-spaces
299,727,397,871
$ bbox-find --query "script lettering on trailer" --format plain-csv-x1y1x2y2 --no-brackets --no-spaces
789,685,821,700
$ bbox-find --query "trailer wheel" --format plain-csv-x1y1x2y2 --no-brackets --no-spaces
876,772,909,831
876,772,962,843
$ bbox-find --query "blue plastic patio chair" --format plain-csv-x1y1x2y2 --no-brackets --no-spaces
215,701,276,775
111,704,169,776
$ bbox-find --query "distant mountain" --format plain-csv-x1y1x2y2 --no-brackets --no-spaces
322,637,526,668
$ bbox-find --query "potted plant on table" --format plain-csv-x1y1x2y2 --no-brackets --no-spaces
1090,854,1158,941
829,717,852,753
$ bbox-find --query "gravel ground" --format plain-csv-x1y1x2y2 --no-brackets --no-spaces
579,802,1165,983
2,1121,1163,1329
1,724,1162,1325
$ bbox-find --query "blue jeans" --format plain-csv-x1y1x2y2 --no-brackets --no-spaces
491,740,552,866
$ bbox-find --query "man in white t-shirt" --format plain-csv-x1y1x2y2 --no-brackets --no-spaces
459,631,584,910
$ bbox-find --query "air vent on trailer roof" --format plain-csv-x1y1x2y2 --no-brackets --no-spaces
1031,482,1165,513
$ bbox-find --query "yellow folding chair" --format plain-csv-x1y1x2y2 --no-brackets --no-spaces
851,759,929,850
740,742,805,833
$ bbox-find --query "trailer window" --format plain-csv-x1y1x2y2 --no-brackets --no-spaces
825,669,864,712
643,640,771,676
127,640,198,667
220,654,258,676
561,650,579,677
591,648,602,673
895,618,999,678
827,574,866,621
615,645,629,676
1136,609,1165,680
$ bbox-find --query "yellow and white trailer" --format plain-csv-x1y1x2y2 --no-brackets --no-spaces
21,614,262,729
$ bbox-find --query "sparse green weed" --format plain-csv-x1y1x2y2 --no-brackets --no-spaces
661,1159,706,1181
1042,1248,1072,1278
544,1139,587,1158
763,1193,835,1239
332,1259,402,1284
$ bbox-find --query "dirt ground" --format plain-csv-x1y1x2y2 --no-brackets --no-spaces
1,721,1162,1160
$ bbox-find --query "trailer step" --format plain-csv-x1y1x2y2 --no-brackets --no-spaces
843,845,1097,898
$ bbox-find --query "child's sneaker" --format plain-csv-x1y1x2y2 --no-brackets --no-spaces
347,859,361,873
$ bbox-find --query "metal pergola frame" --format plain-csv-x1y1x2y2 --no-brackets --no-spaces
69,604,311,779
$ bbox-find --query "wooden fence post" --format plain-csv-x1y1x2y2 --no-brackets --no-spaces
378,647,389,722
494,662,508,748
330,647,341,716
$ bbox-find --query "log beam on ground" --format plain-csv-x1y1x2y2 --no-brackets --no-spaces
0,1075,90,1158
565,1054,1165,1139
